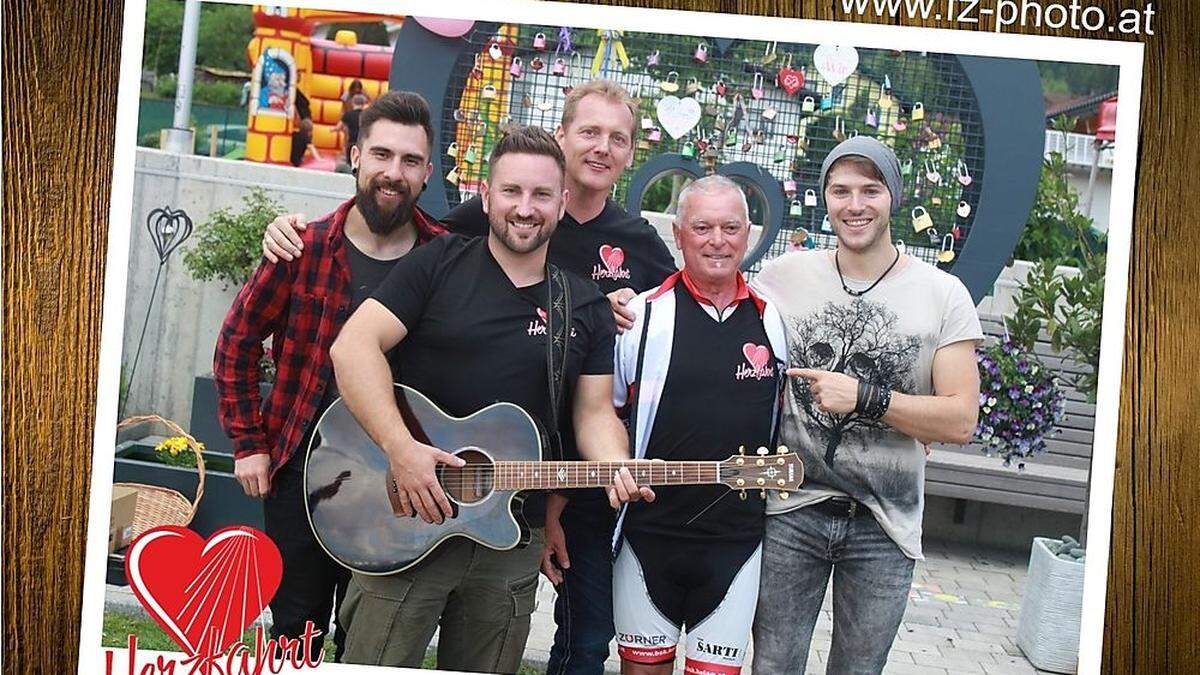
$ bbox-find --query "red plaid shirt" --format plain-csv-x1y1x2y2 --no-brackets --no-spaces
213,198,445,476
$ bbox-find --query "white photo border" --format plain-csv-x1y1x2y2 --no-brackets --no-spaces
82,1,1143,673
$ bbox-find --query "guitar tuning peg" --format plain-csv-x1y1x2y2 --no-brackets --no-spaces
740,491,748,501
760,490,767,500
756,447,769,456
780,491,790,500
777,445,788,454
739,445,746,455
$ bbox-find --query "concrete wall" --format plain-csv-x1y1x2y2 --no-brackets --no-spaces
120,149,354,425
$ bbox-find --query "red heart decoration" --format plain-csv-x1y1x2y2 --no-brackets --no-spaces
742,343,771,371
778,67,804,95
125,526,283,657
599,244,625,273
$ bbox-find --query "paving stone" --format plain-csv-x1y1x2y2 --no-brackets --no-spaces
889,639,943,657
912,652,989,672
882,662,952,674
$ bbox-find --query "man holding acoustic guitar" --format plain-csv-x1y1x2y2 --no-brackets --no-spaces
326,125,654,673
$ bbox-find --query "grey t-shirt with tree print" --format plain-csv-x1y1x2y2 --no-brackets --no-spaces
752,250,983,559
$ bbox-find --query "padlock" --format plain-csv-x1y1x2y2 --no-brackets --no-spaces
446,142,458,158
926,227,941,245
901,159,914,177
463,144,478,164
481,83,497,100
804,189,818,207
637,138,651,151
530,56,545,71
646,49,660,68
931,195,942,206
911,206,934,232
865,108,878,127
694,42,709,63
686,77,701,94
957,200,972,218
937,233,956,263
790,200,804,216
896,239,906,254
659,71,680,93
783,178,797,197
533,32,547,50
470,54,484,79
801,96,816,113
762,105,778,121
741,138,753,153
956,161,973,186
488,42,503,61
552,57,567,76
951,224,962,240
445,166,459,184
681,141,697,159
715,79,727,97
647,128,662,142
927,134,942,150
925,161,942,185
821,214,832,233
773,145,787,163
509,57,523,78
751,73,765,100
820,96,833,111
832,117,845,142
912,102,925,121
725,129,739,147
893,118,908,132
641,116,655,130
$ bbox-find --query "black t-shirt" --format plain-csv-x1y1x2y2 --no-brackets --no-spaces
297,237,403,465
370,234,616,460
441,196,677,295
341,108,362,162
624,285,778,542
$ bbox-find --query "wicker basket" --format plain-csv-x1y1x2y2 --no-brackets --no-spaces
114,414,206,539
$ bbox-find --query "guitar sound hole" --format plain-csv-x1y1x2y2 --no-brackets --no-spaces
438,448,494,505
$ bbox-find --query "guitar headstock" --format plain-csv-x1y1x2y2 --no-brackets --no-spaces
718,446,804,500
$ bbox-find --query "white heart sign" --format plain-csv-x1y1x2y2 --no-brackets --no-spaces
813,44,859,87
656,96,702,140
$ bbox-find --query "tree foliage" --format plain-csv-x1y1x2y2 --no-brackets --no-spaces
183,189,283,289
143,0,254,76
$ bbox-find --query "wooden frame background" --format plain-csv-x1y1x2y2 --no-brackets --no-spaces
3,0,1197,672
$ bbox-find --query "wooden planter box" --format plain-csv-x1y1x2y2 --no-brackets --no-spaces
1016,537,1084,673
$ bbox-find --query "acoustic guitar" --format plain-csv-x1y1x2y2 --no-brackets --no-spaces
304,384,804,575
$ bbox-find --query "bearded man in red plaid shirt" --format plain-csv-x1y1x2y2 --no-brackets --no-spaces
212,91,445,663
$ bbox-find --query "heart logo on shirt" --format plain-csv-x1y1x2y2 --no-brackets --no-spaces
599,245,625,274
742,343,771,371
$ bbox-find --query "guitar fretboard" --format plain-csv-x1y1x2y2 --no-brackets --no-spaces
492,461,720,491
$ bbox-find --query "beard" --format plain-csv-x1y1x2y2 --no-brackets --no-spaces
355,176,417,236
488,209,553,255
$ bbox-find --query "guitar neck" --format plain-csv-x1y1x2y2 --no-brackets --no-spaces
492,460,720,491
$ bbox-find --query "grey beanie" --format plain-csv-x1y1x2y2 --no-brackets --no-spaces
818,136,904,214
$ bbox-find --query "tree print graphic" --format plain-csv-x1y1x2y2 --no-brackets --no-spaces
789,299,920,464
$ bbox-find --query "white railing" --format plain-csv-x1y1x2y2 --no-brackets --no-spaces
1044,131,1114,170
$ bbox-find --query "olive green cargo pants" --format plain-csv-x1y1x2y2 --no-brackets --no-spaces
339,528,544,673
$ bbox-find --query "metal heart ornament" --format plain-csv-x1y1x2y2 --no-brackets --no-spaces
125,526,283,657
812,44,859,87
146,206,193,263
656,96,702,140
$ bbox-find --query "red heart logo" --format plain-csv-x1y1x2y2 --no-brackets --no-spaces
742,343,771,371
125,526,283,656
778,68,804,95
599,245,625,273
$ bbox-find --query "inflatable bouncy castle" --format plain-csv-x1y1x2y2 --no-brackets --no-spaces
245,6,403,167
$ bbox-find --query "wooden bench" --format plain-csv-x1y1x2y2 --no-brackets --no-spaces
924,314,1095,515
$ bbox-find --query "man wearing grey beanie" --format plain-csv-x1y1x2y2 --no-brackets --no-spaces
750,136,984,674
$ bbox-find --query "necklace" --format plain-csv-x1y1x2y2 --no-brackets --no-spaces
835,246,901,297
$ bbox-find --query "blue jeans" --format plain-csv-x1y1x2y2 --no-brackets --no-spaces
752,504,915,675
545,499,617,675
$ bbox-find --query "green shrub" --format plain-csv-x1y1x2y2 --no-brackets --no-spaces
183,188,284,289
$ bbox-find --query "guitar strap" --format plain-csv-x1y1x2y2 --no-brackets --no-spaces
544,263,572,461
